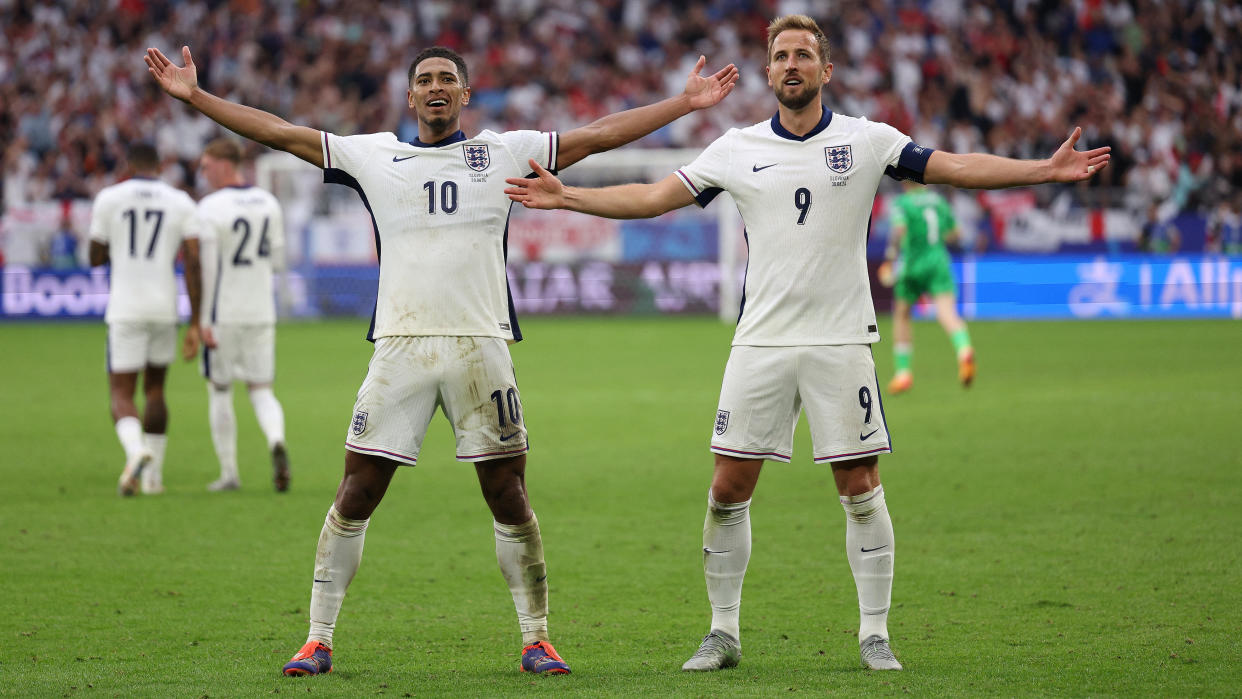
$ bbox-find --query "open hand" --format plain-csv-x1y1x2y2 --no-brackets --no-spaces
505,159,566,209
145,46,199,102
684,55,739,111
1048,127,1111,182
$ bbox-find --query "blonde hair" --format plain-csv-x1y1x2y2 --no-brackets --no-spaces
766,15,831,64
202,137,244,165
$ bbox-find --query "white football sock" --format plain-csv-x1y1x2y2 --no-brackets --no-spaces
115,416,145,462
307,505,369,648
703,491,751,641
841,485,895,643
494,515,549,645
207,384,238,482
249,387,286,450
142,433,167,490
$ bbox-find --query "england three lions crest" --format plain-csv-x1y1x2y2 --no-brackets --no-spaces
825,145,853,173
352,410,368,436
464,144,490,171
715,410,730,435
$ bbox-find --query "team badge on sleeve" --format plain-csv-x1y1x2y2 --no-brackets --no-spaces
464,144,490,171
352,410,369,436
825,145,853,174
715,410,730,435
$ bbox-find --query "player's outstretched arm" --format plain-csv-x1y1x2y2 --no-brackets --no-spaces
556,56,738,169
145,46,324,167
924,127,1111,189
505,159,695,219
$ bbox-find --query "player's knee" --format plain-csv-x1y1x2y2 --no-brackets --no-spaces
832,456,880,496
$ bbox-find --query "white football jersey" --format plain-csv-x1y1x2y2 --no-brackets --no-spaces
198,185,285,325
676,110,933,346
321,129,557,341
89,177,199,323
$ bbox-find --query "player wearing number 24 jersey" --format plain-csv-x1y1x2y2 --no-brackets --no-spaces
145,39,739,677
196,137,291,494
506,13,1110,675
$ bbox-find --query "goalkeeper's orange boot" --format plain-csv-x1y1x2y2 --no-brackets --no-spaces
887,372,913,395
958,348,975,388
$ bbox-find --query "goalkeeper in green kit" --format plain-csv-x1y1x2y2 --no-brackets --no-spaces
879,183,975,395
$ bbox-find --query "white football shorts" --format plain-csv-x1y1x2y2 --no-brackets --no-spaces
202,323,276,385
107,321,177,373
710,344,892,464
345,335,528,465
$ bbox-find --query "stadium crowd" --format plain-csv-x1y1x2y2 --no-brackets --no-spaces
2,0,1240,222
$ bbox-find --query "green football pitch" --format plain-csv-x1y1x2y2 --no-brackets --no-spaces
2,316,1239,697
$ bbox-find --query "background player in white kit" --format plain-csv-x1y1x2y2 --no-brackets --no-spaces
505,14,1111,674
196,137,291,493
145,42,738,676
89,142,203,496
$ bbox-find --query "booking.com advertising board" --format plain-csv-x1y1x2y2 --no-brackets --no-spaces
2,256,1242,321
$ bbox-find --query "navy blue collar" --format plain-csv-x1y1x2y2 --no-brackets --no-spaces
222,183,251,190
130,174,158,181
770,107,833,141
408,130,468,148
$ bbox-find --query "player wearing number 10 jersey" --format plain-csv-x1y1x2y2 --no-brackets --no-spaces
196,138,290,493
506,13,1110,675
146,40,738,676
89,142,202,497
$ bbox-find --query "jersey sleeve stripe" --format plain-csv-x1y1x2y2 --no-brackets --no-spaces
548,131,559,171
322,131,332,169
676,170,723,208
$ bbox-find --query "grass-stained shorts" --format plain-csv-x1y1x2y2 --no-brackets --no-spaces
345,336,528,465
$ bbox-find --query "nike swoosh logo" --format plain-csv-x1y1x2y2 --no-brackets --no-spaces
392,154,418,162
860,428,880,441
860,545,888,553
534,574,547,583
313,579,332,583
499,432,520,442
752,163,778,172
703,547,731,554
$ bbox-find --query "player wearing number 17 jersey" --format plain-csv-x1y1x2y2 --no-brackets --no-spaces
196,138,290,493
506,13,1110,675
145,40,738,676
89,142,202,496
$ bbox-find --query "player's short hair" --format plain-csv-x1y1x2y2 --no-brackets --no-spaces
767,15,831,65
408,47,469,88
127,142,160,171
203,137,243,165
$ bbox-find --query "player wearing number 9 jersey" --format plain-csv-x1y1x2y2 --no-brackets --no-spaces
196,138,291,494
506,13,1110,675
89,142,202,497
145,39,739,676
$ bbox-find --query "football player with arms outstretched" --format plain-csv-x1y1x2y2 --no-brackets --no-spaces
146,41,738,677
506,13,1109,674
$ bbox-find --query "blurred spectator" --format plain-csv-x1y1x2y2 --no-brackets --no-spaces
47,209,80,270
1138,204,1182,254
0,0,1238,226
